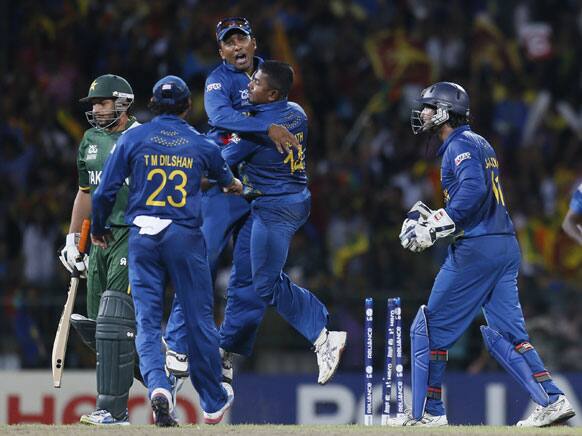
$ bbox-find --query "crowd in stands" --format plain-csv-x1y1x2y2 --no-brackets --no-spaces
1,0,580,373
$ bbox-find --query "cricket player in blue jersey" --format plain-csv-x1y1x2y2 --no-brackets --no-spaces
91,75,241,426
562,182,582,245
163,17,299,381
399,82,575,427
221,61,347,384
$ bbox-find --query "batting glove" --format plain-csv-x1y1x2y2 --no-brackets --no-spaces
59,233,88,277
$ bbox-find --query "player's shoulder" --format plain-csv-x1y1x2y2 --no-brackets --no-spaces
81,126,99,140
447,128,484,153
78,127,102,150
205,64,229,89
287,101,307,119
444,129,486,167
195,134,222,155
120,121,146,141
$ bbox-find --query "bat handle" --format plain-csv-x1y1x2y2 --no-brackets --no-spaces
78,219,91,255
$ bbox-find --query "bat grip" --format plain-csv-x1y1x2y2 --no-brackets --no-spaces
78,219,91,255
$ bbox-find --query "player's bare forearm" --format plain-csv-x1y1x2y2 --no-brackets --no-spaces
68,189,92,233
562,210,582,245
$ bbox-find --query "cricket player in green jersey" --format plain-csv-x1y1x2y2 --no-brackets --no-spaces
59,74,138,425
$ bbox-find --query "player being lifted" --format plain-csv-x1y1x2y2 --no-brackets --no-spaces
91,75,241,426
221,61,347,384
59,74,139,425
399,82,575,427
163,17,300,382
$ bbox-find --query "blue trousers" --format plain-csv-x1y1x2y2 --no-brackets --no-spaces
164,186,250,354
128,224,228,413
219,210,267,356
251,191,329,343
424,235,562,416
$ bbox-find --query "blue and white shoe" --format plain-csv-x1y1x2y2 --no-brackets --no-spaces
203,382,234,424
79,409,129,425
517,395,575,427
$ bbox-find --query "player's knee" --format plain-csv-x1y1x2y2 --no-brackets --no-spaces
97,290,136,338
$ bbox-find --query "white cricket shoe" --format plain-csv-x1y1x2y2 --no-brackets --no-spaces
516,395,575,427
314,330,347,384
220,348,234,384
383,413,409,426
203,382,234,425
403,412,448,426
163,338,189,378
80,409,129,426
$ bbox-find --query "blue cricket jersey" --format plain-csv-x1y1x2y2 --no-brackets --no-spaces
221,100,308,196
204,56,271,146
570,182,582,214
437,125,514,238
92,115,234,234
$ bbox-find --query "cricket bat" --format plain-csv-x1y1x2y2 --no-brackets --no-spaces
51,218,91,388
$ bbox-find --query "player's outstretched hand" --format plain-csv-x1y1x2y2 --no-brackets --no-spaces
91,232,111,249
268,124,300,154
223,177,243,195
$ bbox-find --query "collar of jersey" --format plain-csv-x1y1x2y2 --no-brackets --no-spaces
250,99,288,112
153,114,188,124
222,56,264,73
437,124,471,156
93,116,138,135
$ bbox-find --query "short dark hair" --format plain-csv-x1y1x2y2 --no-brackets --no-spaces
258,61,294,99
147,98,190,116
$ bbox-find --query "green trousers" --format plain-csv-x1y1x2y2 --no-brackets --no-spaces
86,226,130,319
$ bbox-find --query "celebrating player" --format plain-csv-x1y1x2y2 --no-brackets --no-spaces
163,16,299,381
562,182,582,245
399,82,575,427
221,61,347,384
59,74,139,426
91,75,241,426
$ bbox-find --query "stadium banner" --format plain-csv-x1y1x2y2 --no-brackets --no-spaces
0,371,580,425
0,370,216,425
231,373,582,426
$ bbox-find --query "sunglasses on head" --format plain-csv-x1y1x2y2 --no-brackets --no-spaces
216,17,251,36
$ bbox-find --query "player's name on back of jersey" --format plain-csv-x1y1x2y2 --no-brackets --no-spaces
144,154,193,169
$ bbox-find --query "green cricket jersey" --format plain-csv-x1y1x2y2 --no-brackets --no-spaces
77,118,139,227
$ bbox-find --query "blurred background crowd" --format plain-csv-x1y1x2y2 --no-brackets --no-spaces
1,0,580,375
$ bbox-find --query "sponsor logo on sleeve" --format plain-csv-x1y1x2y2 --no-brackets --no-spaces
87,144,98,160
206,82,222,92
454,152,471,166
